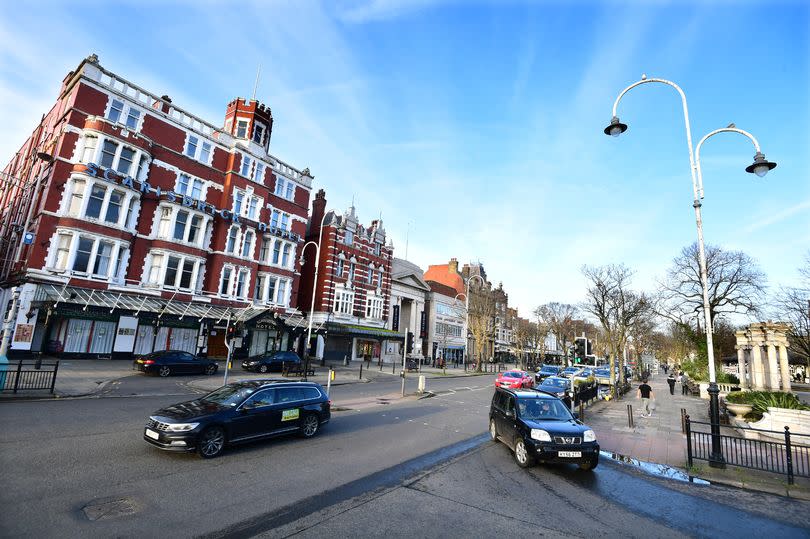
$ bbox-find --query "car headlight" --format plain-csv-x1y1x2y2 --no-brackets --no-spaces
583,429,596,442
530,429,551,442
166,422,200,432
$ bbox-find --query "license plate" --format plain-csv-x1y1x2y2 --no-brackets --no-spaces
145,429,159,440
558,451,581,458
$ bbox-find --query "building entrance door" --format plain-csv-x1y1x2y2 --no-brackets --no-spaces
207,329,228,358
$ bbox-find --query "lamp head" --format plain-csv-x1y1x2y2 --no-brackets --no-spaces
745,152,777,177
298,256,305,266
604,116,628,137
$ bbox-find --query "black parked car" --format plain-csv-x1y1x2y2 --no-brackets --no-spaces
535,364,562,382
143,379,331,458
489,387,599,470
133,350,218,377
241,351,301,373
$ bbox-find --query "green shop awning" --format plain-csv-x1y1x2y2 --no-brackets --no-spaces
324,322,405,341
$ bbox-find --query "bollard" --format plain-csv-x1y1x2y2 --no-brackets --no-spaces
359,363,363,380
627,404,634,428
379,359,383,371
680,408,687,434
326,369,332,397
418,375,426,394
343,355,348,366
392,361,396,374
579,401,584,421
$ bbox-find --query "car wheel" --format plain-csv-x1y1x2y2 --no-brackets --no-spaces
489,419,498,442
205,364,217,375
300,414,319,438
514,439,534,468
158,366,171,377
259,364,269,374
579,458,598,471
197,426,226,459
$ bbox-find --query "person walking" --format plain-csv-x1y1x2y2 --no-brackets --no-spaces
637,379,654,417
667,373,676,395
680,371,689,395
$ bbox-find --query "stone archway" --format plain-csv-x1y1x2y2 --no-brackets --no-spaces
735,321,791,391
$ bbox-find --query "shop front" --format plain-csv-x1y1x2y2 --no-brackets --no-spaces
318,322,405,363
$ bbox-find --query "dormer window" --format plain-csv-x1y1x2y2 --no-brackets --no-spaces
236,119,249,138
252,122,266,145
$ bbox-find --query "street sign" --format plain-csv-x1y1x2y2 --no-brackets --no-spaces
23,232,34,245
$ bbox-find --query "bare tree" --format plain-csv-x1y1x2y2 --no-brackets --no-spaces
582,264,653,395
657,242,767,328
775,251,810,368
534,303,578,365
467,285,495,372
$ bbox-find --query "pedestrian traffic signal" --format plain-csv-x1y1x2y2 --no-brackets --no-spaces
406,331,414,353
227,324,236,340
574,337,586,361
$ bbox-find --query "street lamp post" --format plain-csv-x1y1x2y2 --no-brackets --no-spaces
605,76,776,468
299,209,340,381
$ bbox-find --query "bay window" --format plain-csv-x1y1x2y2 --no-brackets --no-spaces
85,185,106,219
281,244,290,267
153,204,210,247
81,137,97,163
68,180,85,215
366,296,383,319
259,237,270,262
145,251,203,292
254,273,292,306
220,267,233,295
104,190,124,223
48,230,128,281
225,226,239,254
272,240,281,264
334,289,354,315
275,177,295,201
240,154,252,177
235,269,249,298
176,173,204,199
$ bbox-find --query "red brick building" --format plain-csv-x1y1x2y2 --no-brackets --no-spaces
0,55,313,359
297,189,402,362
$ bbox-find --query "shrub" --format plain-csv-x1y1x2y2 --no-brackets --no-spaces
726,390,809,415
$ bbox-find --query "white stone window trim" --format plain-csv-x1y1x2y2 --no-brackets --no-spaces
254,272,293,307
143,249,206,293
233,186,263,220
79,131,151,181
218,263,251,299
333,284,355,315
174,171,208,201
274,175,296,202
365,294,384,320
151,202,212,249
104,94,144,133
45,227,130,284
60,173,141,233
235,116,252,139
183,132,214,167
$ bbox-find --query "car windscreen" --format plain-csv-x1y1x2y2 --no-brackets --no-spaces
541,378,568,389
201,385,257,407
594,369,610,377
502,372,522,378
517,398,572,421
540,366,558,373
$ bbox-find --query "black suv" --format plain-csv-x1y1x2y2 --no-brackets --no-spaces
489,387,599,470
241,351,301,373
143,379,330,458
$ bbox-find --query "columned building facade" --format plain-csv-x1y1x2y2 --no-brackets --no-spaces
383,258,430,364
0,55,312,359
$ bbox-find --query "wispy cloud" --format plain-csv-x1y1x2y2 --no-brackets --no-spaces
333,0,449,23
743,198,810,233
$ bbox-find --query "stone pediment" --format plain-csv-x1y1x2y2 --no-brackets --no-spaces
394,272,430,292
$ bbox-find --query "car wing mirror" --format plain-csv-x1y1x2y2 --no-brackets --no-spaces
506,410,515,418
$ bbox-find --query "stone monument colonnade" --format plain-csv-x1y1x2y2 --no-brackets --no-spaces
735,322,791,392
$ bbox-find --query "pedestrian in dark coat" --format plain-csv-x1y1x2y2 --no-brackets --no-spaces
667,373,676,395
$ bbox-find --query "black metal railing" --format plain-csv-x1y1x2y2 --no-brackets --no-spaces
685,415,810,484
1,360,60,394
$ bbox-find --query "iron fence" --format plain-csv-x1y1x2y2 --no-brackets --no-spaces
685,415,810,485
0,360,60,394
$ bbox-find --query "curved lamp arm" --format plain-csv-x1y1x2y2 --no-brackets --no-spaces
610,77,699,201
694,127,762,200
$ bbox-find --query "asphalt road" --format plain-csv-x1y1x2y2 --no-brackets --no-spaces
1,372,807,538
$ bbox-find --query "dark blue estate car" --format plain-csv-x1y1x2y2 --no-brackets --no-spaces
534,364,562,382
241,351,302,373
143,379,330,458
489,388,599,470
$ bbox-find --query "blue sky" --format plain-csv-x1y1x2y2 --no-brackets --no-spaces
1,0,807,320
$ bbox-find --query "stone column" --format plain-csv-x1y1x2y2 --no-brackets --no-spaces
766,342,780,391
778,343,791,392
750,344,764,390
736,347,748,389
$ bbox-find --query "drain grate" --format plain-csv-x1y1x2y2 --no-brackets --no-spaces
82,497,139,521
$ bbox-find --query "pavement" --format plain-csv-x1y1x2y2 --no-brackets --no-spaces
3,358,808,500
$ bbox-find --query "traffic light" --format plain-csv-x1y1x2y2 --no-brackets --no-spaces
574,337,586,361
226,324,236,340
406,331,414,354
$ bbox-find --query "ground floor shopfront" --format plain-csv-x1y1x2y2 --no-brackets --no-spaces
312,322,405,364
1,282,301,360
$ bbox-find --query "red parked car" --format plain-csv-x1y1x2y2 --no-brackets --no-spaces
495,370,535,389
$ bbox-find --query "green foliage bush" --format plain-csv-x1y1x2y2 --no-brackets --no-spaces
679,359,738,384
725,390,810,416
